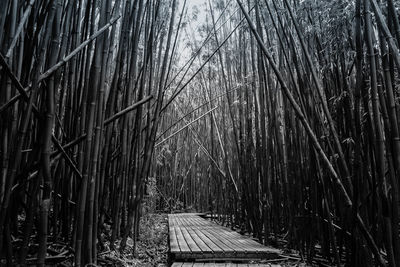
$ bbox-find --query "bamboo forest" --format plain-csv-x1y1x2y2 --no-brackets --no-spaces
2,0,400,266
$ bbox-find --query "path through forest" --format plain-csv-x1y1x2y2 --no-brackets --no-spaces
169,213,280,263
1,0,400,266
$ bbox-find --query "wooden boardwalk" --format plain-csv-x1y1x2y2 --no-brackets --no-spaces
168,213,281,263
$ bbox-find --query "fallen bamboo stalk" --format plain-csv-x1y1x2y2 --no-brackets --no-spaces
155,106,218,147
156,81,252,141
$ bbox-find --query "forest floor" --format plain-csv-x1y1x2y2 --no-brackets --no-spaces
98,213,318,267
98,213,169,267
43,212,319,267
33,212,318,267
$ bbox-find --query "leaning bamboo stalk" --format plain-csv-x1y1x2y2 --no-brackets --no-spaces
51,135,83,178
104,95,153,126
182,113,227,179
387,0,400,46
0,15,120,109
156,84,247,142
0,53,28,100
0,52,86,180
162,15,247,112
369,0,400,70
39,15,121,82
208,0,240,158
50,134,87,157
155,106,218,147
211,111,239,193
161,3,237,95
5,0,36,58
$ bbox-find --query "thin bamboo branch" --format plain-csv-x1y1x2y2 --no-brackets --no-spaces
104,95,153,126
39,15,121,82
155,106,218,147
5,0,36,58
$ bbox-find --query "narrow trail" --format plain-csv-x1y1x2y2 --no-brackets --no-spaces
169,213,280,264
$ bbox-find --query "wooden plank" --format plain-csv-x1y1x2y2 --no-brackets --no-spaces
170,226,180,252
204,228,246,252
198,228,236,256
210,227,279,254
215,232,265,253
175,224,191,253
202,224,246,250
180,226,202,253
193,228,223,252
176,216,202,254
202,228,240,252
184,227,212,252
179,215,222,253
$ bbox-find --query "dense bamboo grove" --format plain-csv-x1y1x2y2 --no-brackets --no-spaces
1,0,400,266
0,0,184,265
154,0,400,266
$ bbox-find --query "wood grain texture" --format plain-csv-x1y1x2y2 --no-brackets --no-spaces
168,213,281,261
